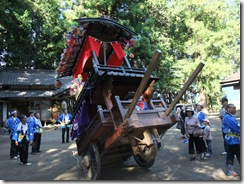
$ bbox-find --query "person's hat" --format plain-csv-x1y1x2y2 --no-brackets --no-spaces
221,97,228,102
197,104,203,108
185,107,194,113
203,118,210,125
203,118,209,123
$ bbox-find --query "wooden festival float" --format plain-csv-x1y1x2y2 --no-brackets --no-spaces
55,17,204,180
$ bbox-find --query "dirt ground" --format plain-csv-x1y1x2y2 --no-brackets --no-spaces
0,114,241,182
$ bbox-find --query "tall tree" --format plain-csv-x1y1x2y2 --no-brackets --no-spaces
0,0,67,69
166,0,240,108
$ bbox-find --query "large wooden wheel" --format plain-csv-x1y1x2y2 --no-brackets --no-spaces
81,143,101,180
133,144,156,169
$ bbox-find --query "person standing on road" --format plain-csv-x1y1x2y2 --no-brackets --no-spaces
57,109,73,143
27,111,36,155
203,118,213,157
222,104,240,176
27,111,35,136
12,114,34,166
219,97,228,155
7,110,20,160
185,107,206,161
179,106,187,139
196,104,206,126
31,112,43,154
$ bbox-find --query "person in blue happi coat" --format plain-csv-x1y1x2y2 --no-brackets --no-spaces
27,111,35,130
222,103,240,177
12,114,34,166
57,109,73,143
195,104,206,126
27,112,43,154
7,110,21,160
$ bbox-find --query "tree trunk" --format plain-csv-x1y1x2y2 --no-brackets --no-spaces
199,91,206,107
200,91,208,114
208,95,213,111
184,91,188,103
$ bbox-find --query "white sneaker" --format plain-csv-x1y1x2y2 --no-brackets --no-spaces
222,151,227,155
25,163,32,166
205,153,211,157
12,156,18,160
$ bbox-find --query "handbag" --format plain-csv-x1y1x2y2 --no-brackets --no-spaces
176,121,182,129
39,128,43,133
193,128,203,137
18,134,25,140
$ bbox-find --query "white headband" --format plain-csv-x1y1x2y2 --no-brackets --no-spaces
11,110,17,115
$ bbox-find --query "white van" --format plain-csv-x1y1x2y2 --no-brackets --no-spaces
173,103,194,115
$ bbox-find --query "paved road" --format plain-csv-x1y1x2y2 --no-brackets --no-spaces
0,115,241,181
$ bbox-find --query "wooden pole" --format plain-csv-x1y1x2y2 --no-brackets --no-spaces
124,50,162,119
164,62,205,116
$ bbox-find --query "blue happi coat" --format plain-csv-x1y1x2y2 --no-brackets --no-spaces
12,123,34,142
27,116,35,132
27,117,42,133
222,113,240,145
7,116,21,136
197,111,206,124
57,113,73,128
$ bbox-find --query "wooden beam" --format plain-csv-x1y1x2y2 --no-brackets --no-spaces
102,127,125,155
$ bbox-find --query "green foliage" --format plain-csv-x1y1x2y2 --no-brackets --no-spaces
0,0,67,69
166,0,240,107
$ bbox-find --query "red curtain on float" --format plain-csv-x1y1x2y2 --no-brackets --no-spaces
72,36,102,79
107,42,126,66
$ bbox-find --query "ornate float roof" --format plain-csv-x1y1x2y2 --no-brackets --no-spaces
56,17,139,78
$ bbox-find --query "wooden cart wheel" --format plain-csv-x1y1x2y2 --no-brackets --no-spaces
81,143,101,180
133,154,155,169
133,144,156,169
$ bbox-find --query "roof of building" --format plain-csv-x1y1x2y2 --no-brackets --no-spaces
0,69,72,98
0,69,57,85
220,71,240,86
0,90,54,98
